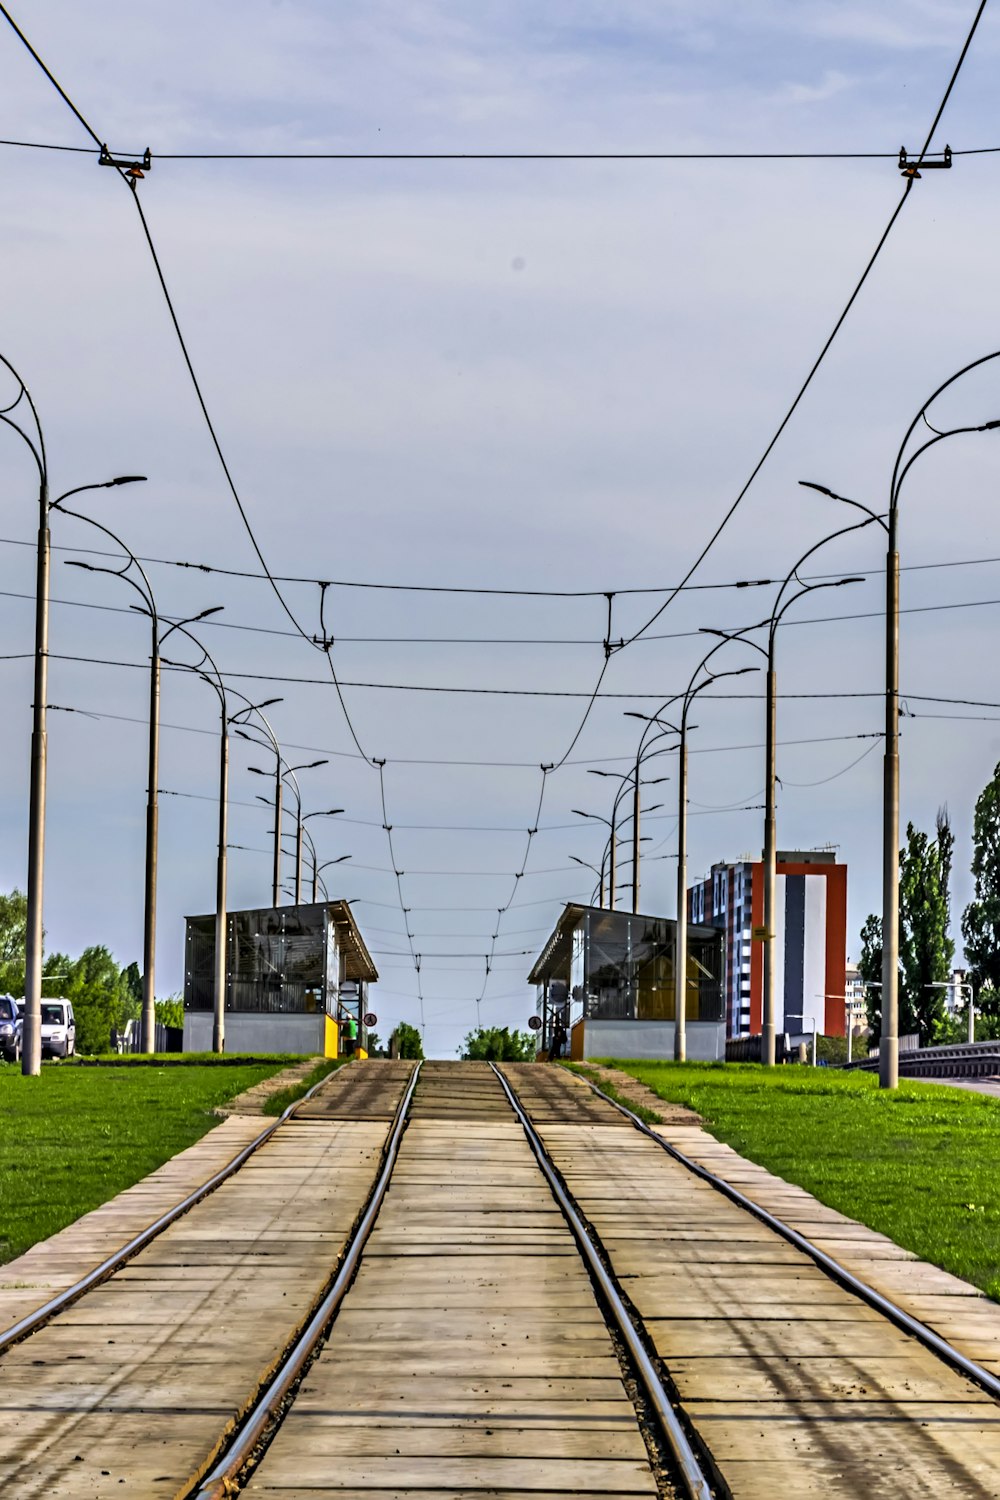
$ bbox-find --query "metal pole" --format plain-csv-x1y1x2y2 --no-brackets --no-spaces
880,518,900,1090
608,807,617,913
272,769,282,908
762,659,778,1066
674,731,688,1062
847,1023,853,1065
312,848,318,903
140,622,160,1053
23,478,49,1077
631,756,641,914
213,706,228,1053
295,815,303,905
967,985,975,1044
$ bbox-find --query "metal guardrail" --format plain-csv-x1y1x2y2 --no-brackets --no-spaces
848,1037,1000,1078
725,1033,790,1064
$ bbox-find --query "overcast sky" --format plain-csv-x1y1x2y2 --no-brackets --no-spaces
2,1,999,1055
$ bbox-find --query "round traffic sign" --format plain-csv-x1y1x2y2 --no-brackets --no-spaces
527,1015,543,1031
363,1012,378,1027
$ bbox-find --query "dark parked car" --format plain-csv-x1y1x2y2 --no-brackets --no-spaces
0,994,21,1063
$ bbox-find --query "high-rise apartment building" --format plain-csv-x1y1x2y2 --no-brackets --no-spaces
687,850,847,1039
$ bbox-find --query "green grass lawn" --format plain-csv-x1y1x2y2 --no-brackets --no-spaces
597,1060,1000,1300
0,1057,291,1264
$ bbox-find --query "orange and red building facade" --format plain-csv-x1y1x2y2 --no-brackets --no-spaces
687,851,847,1040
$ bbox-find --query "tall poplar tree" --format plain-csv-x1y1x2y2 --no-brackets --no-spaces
858,809,954,1044
899,809,954,1042
962,761,1000,1015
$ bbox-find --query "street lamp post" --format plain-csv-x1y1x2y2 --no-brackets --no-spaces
702,539,868,1065
250,761,332,904
801,348,1000,1088
65,520,223,1052
233,709,287,904
282,815,347,902
0,354,154,1075
589,759,671,914
628,650,759,1062
164,670,283,1052
572,809,618,910
569,854,606,907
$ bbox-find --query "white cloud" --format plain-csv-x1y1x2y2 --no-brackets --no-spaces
773,69,854,106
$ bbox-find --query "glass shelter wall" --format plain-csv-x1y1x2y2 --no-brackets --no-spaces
573,909,723,1025
186,905,331,1015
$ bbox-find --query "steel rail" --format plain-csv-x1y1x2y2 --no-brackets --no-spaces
490,1063,714,1500
0,1061,360,1357
574,1068,1000,1405
190,1059,422,1500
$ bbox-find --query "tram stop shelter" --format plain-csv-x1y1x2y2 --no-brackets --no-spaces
528,903,726,1061
183,899,378,1057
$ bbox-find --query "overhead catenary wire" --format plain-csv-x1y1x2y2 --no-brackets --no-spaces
0,134,992,162
37,701,888,772
6,532,1000,603
613,0,990,653
2,0,989,1047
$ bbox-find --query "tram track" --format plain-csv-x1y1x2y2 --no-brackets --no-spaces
502,1062,1000,1499
572,1064,1000,1405
0,1060,417,1498
5,1058,1000,1497
491,1062,715,1500
0,1063,391,1359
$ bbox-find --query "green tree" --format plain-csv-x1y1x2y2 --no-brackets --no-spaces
858,810,955,1045
461,1026,536,1061
858,914,883,1039
121,961,143,1022
391,1022,424,1059
963,762,1000,1021
899,810,954,1043
60,946,133,1055
0,888,28,996
155,996,184,1030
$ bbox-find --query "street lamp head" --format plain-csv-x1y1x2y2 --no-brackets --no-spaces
256,697,283,711
979,419,1000,431
798,480,836,498
107,475,148,487
195,605,224,621
836,576,866,587
64,560,96,572
624,711,651,722
247,766,266,777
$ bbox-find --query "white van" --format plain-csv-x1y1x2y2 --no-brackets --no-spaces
40,999,75,1059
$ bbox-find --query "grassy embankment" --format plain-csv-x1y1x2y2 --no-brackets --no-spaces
0,1056,293,1263
591,1060,1000,1300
